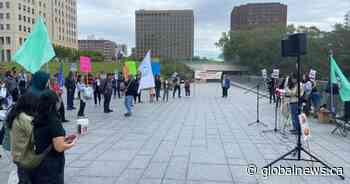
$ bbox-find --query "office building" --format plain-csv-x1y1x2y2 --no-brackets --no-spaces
78,39,118,61
0,0,78,62
135,10,194,60
231,3,287,31
345,11,350,27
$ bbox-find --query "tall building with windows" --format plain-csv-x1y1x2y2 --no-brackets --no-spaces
135,10,194,60
231,3,287,31
0,0,78,62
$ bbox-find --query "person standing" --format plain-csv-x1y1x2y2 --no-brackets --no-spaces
134,73,142,104
65,72,76,110
286,75,304,134
222,75,231,98
173,76,181,98
155,75,162,101
185,80,191,97
117,72,123,98
51,77,69,123
5,71,19,102
102,73,113,113
163,79,170,102
267,77,276,104
18,70,27,96
93,74,102,106
124,75,138,117
112,74,117,99
32,90,76,184
77,76,87,117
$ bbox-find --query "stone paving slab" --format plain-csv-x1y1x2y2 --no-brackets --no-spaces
1,83,350,184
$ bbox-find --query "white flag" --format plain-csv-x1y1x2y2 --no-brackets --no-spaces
138,50,155,92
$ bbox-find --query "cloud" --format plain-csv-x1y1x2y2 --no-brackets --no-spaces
78,0,350,59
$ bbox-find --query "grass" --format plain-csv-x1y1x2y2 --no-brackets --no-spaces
0,61,194,79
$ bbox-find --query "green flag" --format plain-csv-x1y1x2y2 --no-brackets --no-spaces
125,61,137,75
14,16,55,74
330,56,350,102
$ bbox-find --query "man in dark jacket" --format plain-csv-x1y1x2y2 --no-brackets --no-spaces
102,73,113,113
124,75,138,117
155,75,162,101
5,71,19,102
65,72,76,110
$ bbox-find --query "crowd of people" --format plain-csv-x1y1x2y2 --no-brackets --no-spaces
0,67,192,184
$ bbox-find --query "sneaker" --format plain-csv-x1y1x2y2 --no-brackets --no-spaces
124,113,131,117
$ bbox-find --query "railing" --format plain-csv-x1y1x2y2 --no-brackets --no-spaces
229,75,345,117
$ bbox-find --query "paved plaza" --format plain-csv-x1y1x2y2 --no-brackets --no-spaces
1,83,350,184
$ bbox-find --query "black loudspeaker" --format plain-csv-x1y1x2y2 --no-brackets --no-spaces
288,33,307,56
281,39,291,57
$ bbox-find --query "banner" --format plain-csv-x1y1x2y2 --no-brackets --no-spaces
272,69,279,79
80,56,92,73
261,69,267,79
125,61,137,75
151,62,161,76
309,69,317,81
70,63,77,72
138,51,155,92
123,65,129,81
14,16,55,74
330,57,350,102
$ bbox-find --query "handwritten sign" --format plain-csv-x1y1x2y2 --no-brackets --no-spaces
80,56,92,73
272,69,280,79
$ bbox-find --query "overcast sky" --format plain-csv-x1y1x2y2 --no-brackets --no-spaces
78,0,350,59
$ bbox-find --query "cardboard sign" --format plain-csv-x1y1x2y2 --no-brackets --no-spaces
70,63,77,72
262,69,267,79
309,69,317,81
272,69,280,79
80,56,92,73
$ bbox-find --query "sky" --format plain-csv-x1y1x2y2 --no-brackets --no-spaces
78,0,350,59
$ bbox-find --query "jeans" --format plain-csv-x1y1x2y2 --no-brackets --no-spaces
155,88,161,101
94,89,101,105
185,87,190,96
290,102,300,131
67,89,74,109
125,95,133,114
173,85,181,98
222,87,228,98
104,93,112,112
78,100,86,117
163,90,169,102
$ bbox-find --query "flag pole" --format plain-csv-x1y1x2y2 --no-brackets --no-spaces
329,49,335,117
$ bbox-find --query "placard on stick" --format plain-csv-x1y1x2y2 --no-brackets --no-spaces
272,69,280,79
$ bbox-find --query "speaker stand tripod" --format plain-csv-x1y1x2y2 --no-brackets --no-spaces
245,84,268,127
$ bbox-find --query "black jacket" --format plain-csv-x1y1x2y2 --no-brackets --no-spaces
125,79,138,96
155,79,162,90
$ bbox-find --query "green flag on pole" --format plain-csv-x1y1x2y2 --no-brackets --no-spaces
125,61,137,75
14,16,55,74
330,56,350,102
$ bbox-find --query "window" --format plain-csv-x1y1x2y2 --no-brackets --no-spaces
0,24,3,30
19,25,22,31
6,37,11,44
32,18,34,24
18,14,22,21
19,38,23,45
28,17,30,23
0,13,3,19
23,5,26,11
0,37,4,45
6,24,10,30
5,2,10,9
23,16,26,22
32,8,34,15
0,2,3,8
6,13,9,19
24,26,26,32
28,27,31,32
6,50,11,62
18,3,21,10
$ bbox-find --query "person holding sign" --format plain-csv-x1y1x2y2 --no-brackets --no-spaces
102,73,113,113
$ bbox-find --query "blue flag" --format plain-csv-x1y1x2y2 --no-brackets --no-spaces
58,63,64,88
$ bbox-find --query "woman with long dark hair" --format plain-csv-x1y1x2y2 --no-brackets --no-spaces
65,71,76,110
7,92,39,183
286,74,304,134
32,90,76,184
